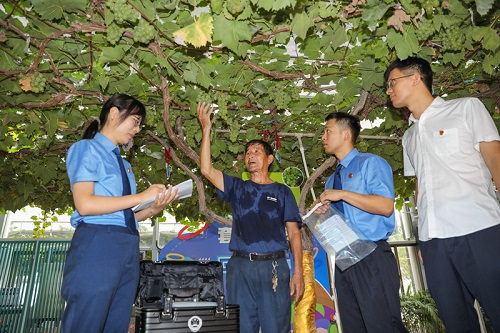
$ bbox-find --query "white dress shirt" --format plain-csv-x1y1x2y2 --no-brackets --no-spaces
403,97,500,241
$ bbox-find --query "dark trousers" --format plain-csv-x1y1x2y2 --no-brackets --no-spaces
335,240,408,333
420,224,500,333
226,256,291,333
61,223,140,333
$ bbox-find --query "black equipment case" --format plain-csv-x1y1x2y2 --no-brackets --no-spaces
135,302,240,333
135,260,239,333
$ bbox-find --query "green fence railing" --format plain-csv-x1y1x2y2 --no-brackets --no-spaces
0,240,70,333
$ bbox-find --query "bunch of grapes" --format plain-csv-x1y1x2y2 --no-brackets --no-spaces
226,0,247,17
106,24,125,45
106,0,137,24
415,19,435,41
441,26,465,51
196,91,213,104
215,91,230,120
228,120,241,142
419,0,440,16
133,19,156,44
30,73,46,93
269,83,291,110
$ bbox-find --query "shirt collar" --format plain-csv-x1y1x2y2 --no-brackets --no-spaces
409,96,445,124
94,132,118,153
338,148,359,168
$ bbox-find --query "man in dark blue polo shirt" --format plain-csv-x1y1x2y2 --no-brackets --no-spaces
197,102,304,333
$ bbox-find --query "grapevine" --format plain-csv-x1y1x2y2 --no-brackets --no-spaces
133,19,156,44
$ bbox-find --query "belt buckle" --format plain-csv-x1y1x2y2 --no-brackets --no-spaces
249,252,258,261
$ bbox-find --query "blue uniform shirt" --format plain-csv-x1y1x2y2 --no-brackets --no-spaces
66,133,137,228
217,173,302,253
325,148,396,241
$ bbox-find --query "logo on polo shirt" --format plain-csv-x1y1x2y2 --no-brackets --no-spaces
267,196,277,202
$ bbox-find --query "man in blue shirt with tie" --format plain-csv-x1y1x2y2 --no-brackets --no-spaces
317,112,407,333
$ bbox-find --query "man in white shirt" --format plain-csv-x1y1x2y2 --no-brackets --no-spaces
384,57,500,332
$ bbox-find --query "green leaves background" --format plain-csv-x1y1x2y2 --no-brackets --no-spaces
0,0,498,226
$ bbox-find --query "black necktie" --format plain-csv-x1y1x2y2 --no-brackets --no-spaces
113,148,138,235
332,164,344,214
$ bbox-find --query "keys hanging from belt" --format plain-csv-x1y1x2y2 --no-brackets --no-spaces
272,260,278,292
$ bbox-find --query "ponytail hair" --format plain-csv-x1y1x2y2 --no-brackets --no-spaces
82,94,146,139
83,118,101,139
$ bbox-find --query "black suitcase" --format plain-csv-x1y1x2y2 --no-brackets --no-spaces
135,302,239,332
136,260,224,306
135,260,239,333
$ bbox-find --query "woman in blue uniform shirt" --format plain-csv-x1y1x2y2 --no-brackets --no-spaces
62,94,178,333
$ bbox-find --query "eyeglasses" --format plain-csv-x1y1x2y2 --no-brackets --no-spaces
386,74,414,89
130,116,143,129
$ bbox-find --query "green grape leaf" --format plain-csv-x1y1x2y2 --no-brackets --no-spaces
272,0,297,11
100,45,131,63
290,12,313,40
360,57,381,90
442,51,465,67
482,54,499,75
482,28,500,51
362,2,392,30
475,0,494,16
31,0,87,21
316,1,340,18
251,0,273,11
46,113,59,138
98,75,109,90
302,36,320,60
386,28,419,60
213,15,252,55
210,0,225,14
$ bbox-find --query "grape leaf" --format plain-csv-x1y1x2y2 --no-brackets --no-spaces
386,28,419,60
291,12,313,40
30,0,87,21
213,15,252,55
173,13,214,48
476,0,495,16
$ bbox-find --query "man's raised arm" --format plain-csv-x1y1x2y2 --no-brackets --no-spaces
197,102,224,191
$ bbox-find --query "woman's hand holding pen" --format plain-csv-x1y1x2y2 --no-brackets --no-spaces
135,184,179,221
139,184,167,203
150,184,178,211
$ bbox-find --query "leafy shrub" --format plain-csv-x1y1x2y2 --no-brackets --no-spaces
400,290,445,333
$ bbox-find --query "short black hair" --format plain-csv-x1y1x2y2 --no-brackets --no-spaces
245,139,274,156
245,139,274,170
325,112,361,144
384,57,433,94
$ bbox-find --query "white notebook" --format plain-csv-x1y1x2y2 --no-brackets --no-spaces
132,179,193,212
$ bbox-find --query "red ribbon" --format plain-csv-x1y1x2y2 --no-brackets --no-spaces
272,119,280,150
164,147,171,163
